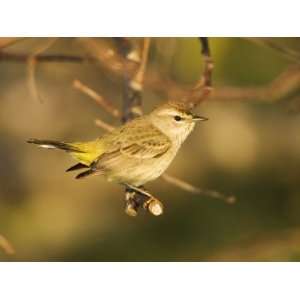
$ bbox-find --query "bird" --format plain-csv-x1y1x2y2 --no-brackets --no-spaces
27,102,208,190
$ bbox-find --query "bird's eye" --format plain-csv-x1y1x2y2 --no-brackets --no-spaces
174,115,182,122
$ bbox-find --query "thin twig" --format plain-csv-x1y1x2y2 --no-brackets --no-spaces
162,174,236,204
0,234,15,255
77,38,137,77
122,38,151,122
27,38,57,102
130,37,151,91
212,65,300,103
94,119,115,132
2,39,300,105
0,51,94,63
73,79,120,118
245,38,300,64
27,58,40,101
0,38,25,49
183,37,214,108
113,38,141,62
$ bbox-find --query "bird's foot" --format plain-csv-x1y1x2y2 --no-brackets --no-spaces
124,185,164,217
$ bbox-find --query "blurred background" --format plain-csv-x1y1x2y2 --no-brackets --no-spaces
1,37,300,261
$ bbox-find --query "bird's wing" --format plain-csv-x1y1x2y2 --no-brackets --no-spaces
75,119,171,179
115,122,171,159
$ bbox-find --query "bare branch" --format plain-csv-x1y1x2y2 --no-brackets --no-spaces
77,38,300,105
76,38,137,77
130,37,151,91
121,38,151,122
0,51,93,63
94,118,115,132
113,38,141,62
162,174,236,204
0,38,25,49
27,38,58,102
27,58,41,102
73,79,120,118
2,38,296,108
183,37,214,109
2,38,300,106
245,38,300,63
211,65,300,103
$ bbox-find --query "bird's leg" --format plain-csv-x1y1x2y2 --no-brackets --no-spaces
124,184,164,217
124,185,148,217
124,186,142,217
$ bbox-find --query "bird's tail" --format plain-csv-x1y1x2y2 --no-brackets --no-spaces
27,138,103,167
27,138,84,153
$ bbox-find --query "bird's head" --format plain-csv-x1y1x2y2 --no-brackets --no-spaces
149,101,208,144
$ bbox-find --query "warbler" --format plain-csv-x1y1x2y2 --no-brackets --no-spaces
27,102,207,188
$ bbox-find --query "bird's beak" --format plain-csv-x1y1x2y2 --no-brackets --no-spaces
192,114,208,121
